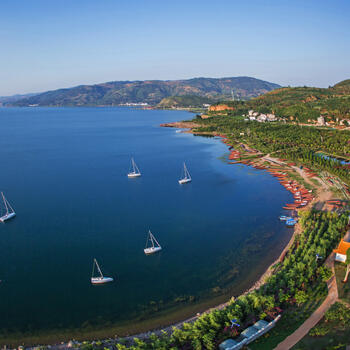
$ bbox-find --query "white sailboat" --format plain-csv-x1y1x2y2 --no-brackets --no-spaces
127,158,141,178
144,230,162,255
178,162,191,184
91,258,114,285
0,192,16,223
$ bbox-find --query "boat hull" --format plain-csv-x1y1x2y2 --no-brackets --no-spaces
144,247,162,255
128,172,141,178
91,277,114,285
178,178,191,184
0,212,16,222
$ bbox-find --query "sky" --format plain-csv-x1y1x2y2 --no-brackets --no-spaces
0,0,349,96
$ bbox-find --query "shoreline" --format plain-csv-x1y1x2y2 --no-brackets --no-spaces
15,121,329,348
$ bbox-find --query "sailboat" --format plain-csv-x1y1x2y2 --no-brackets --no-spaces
144,230,162,255
127,158,141,178
0,192,16,223
178,162,191,184
91,258,114,285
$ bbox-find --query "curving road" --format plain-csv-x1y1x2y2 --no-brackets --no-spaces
274,252,339,350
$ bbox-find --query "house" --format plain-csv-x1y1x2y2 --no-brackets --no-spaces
257,114,267,122
317,116,326,126
334,239,350,262
267,113,277,122
248,116,256,121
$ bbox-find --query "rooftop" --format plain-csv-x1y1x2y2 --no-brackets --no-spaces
219,338,238,350
334,239,350,255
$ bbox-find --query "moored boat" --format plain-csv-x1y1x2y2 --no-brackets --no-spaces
127,158,141,178
279,215,292,221
179,162,192,184
0,192,16,223
91,258,114,285
144,230,162,255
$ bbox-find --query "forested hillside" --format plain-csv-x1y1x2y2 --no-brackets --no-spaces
8,77,280,107
211,80,350,124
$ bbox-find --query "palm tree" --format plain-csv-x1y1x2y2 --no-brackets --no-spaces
343,249,350,283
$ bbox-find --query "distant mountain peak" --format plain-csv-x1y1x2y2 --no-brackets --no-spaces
8,76,281,107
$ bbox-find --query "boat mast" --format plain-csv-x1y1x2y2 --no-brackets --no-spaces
134,160,140,174
150,230,160,248
1,192,9,214
5,197,14,214
94,258,104,278
184,163,191,180
150,231,155,248
182,163,186,179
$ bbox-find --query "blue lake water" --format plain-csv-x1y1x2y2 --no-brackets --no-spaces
0,107,293,341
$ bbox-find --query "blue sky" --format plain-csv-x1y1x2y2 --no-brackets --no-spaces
0,0,349,95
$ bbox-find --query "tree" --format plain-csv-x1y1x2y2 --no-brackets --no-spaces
295,290,308,306
342,249,350,283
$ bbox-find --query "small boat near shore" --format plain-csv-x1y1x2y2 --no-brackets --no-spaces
91,258,114,285
179,162,191,184
286,219,297,226
144,230,162,255
279,215,292,221
127,158,141,178
0,192,16,223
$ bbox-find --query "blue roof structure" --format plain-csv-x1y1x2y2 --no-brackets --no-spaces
241,325,258,338
219,338,238,350
254,319,269,329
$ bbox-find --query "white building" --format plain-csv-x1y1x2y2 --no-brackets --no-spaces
267,113,277,122
317,116,326,126
334,239,350,263
257,114,267,122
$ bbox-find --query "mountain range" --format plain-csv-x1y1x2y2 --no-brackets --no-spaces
5,77,280,107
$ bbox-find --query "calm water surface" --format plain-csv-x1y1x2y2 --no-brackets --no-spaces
0,107,292,338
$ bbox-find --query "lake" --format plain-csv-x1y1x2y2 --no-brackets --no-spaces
0,107,293,344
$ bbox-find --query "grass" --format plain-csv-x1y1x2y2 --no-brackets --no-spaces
292,328,350,350
291,267,350,349
292,302,350,350
335,262,350,303
249,282,327,350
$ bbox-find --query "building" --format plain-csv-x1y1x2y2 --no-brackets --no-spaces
317,116,326,126
219,316,281,350
334,239,350,262
267,113,277,122
257,114,267,122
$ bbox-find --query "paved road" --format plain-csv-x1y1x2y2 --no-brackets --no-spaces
274,253,338,350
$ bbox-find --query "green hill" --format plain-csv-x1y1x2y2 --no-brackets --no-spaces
157,95,215,108
211,79,350,124
8,77,280,107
